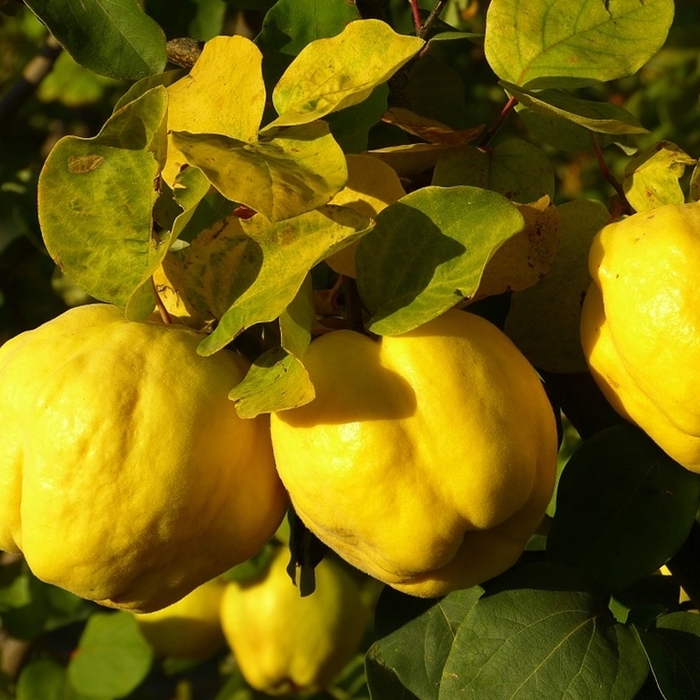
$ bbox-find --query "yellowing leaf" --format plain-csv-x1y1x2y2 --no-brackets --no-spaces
229,278,316,418
622,141,697,213
268,19,424,129
172,122,347,222
163,35,265,184
472,197,559,301
485,0,674,88
38,87,168,307
326,154,406,277
381,107,483,146
194,205,373,355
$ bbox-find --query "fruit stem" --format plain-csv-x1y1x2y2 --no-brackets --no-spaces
151,277,173,325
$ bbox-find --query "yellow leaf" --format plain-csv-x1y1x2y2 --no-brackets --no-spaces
163,36,265,185
326,154,405,277
268,19,424,129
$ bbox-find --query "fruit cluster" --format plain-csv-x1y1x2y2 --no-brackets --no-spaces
0,302,558,612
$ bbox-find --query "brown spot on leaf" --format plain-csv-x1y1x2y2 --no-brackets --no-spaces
67,155,105,174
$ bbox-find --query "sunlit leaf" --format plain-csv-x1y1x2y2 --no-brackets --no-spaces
125,166,211,320
229,278,316,417
172,122,347,222
502,81,649,135
195,205,372,355
24,0,166,80
505,199,610,373
38,87,167,306
163,35,266,185
472,196,560,301
356,186,524,336
327,153,406,278
622,141,697,213
268,19,424,128
440,563,649,699
485,0,675,88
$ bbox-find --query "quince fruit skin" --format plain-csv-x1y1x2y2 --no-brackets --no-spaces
135,578,226,661
0,303,288,612
581,202,700,472
220,547,368,696
270,309,558,598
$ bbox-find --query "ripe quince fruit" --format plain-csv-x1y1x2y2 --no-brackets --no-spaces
135,578,226,660
270,309,558,598
220,546,367,696
0,303,288,612
581,202,700,472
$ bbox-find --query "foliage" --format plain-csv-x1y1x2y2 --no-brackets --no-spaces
2,0,700,699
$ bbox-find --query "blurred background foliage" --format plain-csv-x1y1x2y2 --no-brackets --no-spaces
1,0,700,697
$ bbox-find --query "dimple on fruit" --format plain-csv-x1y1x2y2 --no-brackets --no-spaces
581,202,700,472
270,309,558,598
220,546,368,696
0,303,288,612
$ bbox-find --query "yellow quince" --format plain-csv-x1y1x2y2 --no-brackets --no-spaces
135,578,226,660
270,309,558,598
220,546,367,696
581,202,700,472
0,303,288,612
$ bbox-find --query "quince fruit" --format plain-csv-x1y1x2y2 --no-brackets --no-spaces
135,578,226,660
0,303,288,612
270,309,558,597
220,546,367,696
581,202,700,472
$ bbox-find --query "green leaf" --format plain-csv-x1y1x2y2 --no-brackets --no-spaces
38,87,167,307
432,139,555,203
547,424,700,592
125,166,211,320
366,586,482,700
407,53,467,130
502,81,649,135
24,0,166,80
439,563,649,700
36,51,119,107
172,121,348,222
637,612,700,700
255,0,361,56
326,84,389,154
355,186,525,336
622,141,697,213
68,612,153,698
267,19,424,128
229,277,316,417
196,205,372,355
505,199,610,373
17,659,67,700
484,0,675,88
